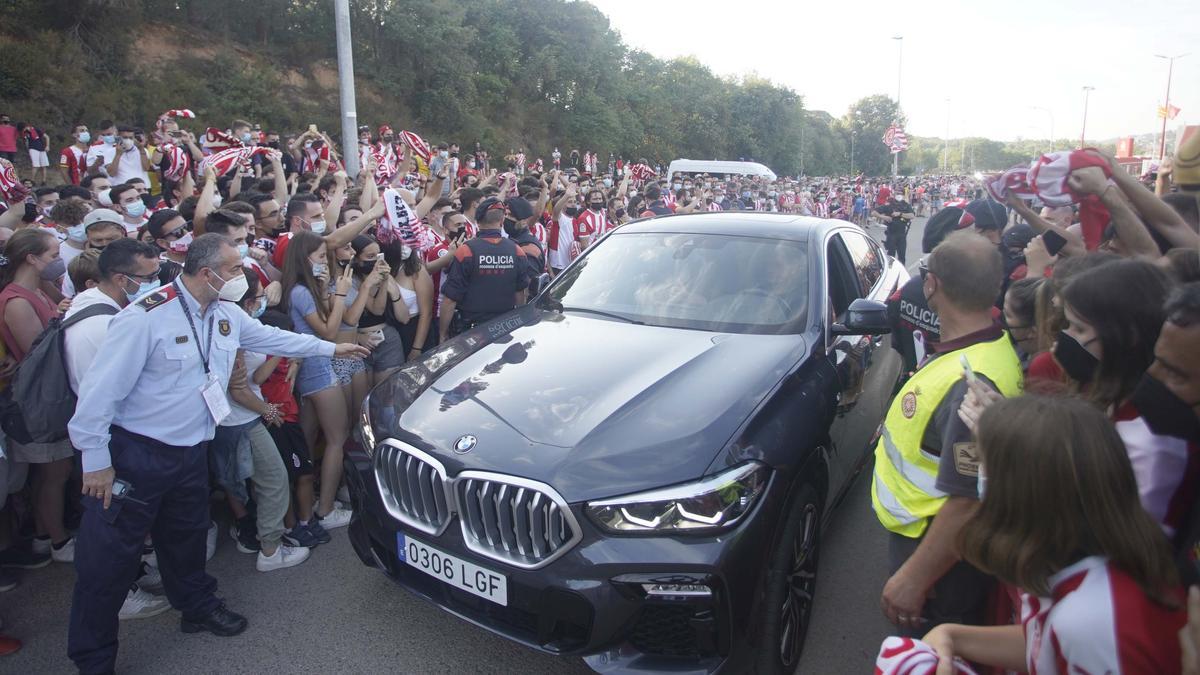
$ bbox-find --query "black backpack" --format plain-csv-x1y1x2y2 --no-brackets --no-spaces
3,304,119,444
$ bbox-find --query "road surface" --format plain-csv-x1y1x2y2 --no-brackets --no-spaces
2,216,927,673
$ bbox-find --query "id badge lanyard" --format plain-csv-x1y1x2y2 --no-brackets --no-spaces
174,282,230,422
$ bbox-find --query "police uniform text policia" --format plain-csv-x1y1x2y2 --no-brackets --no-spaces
65,233,368,675
438,197,534,340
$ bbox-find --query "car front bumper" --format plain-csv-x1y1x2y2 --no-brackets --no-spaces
343,448,787,673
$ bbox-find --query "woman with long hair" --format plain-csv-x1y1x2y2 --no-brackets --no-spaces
381,239,433,365
0,228,74,562
279,231,371,528
324,238,377,427
921,395,1184,673
346,235,392,407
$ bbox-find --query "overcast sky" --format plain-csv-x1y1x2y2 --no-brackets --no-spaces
590,0,1196,143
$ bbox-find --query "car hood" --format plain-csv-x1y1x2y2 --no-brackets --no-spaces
368,306,808,502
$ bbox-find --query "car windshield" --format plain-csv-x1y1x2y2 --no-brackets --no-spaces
544,231,808,334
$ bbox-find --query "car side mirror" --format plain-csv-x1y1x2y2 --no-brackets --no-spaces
831,298,891,336
531,272,552,296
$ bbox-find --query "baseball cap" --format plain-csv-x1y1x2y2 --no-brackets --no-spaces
82,208,123,230
505,196,534,221
1001,223,1036,250
964,199,1008,231
474,196,506,222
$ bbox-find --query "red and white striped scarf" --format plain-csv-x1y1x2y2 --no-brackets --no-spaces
379,187,423,248
629,163,655,182
400,131,430,163
203,127,242,153
199,146,271,177
0,161,29,203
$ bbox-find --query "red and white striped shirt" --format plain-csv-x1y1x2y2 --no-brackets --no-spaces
1021,556,1184,675
572,208,609,243
1114,402,1200,537
59,145,87,185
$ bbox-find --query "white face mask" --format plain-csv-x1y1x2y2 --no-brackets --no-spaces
212,269,249,302
308,219,327,235
401,244,413,260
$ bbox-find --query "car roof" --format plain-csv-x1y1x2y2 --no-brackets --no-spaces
615,212,844,242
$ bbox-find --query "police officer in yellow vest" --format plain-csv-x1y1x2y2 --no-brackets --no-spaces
873,231,1023,635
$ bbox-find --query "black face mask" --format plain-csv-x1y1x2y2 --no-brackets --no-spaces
266,141,280,149
503,219,520,237
1130,374,1200,443
564,206,580,218
351,261,374,275
615,208,626,218
588,202,604,210
1054,330,1098,384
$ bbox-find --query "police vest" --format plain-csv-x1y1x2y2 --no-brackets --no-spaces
871,333,1023,538
459,234,523,320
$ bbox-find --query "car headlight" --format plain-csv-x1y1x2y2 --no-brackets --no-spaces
586,462,769,534
358,404,376,454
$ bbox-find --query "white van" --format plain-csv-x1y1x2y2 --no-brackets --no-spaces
666,159,778,182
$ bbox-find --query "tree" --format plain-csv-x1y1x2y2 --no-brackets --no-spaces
842,95,905,177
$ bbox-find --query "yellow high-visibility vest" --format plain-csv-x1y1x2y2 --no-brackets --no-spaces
871,334,1023,538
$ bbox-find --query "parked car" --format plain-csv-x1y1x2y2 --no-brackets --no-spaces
345,212,906,673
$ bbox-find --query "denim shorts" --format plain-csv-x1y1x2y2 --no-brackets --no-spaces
297,355,338,397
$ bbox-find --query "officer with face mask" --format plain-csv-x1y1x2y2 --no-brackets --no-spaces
66,234,370,673
439,198,532,339
502,197,546,294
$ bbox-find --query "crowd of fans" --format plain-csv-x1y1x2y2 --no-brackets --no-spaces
0,109,1198,674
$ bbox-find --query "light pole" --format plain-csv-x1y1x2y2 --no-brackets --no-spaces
943,98,950,173
850,131,856,177
1080,86,1094,148
1031,106,1055,154
892,36,903,179
334,0,360,175
1155,53,1188,160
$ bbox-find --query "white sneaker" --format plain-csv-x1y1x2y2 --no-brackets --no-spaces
205,521,217,561
119,586,171,620
315,505,353,530
256,544,311,572
51,537,75,563
137,562,163,593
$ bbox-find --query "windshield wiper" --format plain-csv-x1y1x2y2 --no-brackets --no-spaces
559,306,644,325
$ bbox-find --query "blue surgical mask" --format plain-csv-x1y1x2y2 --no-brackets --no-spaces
977,469,987,500
67,224,88,243
252,295,267,318
241,132,253,143
124,200,146,218
101,134,116,145
312,262,327,278
309,219,327,235
126,279,160,302
77,131,91,144
237,243,249,258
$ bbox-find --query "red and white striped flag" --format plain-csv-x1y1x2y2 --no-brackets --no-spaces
400,130,430,163
629,163,655,181
984,165,1037,203
883,125,908,154
203,127,242,152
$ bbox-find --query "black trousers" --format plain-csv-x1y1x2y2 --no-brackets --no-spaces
887,531,992,637
885,229,908,265
68,426,219,674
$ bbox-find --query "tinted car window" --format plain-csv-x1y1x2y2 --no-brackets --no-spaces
837,231,883,293
826,235,860,322
546,232,808,334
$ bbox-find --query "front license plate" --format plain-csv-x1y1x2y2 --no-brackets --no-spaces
397,532,508,606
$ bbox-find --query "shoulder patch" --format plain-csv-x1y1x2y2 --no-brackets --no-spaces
953,442,980,477
135,285,178,311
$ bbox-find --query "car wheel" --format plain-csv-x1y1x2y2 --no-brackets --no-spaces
754,483,821,674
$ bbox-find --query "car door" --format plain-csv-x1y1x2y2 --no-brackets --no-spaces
823,230,899,497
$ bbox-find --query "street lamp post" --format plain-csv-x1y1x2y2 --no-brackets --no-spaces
943,98,950,173
850,131,856,177
892,36,903,179
333,0,359,175
1155,53,1189,160
1080,86,1094,148
1031,106,1055,154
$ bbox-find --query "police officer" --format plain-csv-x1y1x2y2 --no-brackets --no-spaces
438,197,531,340
66,233,368,674
502,196,547,293
873,194,915,264
872,232,1023,636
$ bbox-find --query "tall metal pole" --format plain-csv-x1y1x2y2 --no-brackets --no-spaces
850,132,856,177
943,98,950,173
799,109,805,177
1156,53,1188,160
334,0,360,175
892,36,903,179
1080,86,1094,149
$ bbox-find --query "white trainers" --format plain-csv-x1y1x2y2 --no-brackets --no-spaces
51,537,76,563
255,544,311,572
315,504,353,530
205,521,217,561
137,561,163,593
119,586,171,620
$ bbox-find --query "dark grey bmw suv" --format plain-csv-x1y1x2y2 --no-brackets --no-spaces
344,213,904,673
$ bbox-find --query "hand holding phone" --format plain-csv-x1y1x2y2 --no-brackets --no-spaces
960,355,977,385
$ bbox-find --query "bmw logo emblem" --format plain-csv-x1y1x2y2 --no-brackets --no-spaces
453,435,477,454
